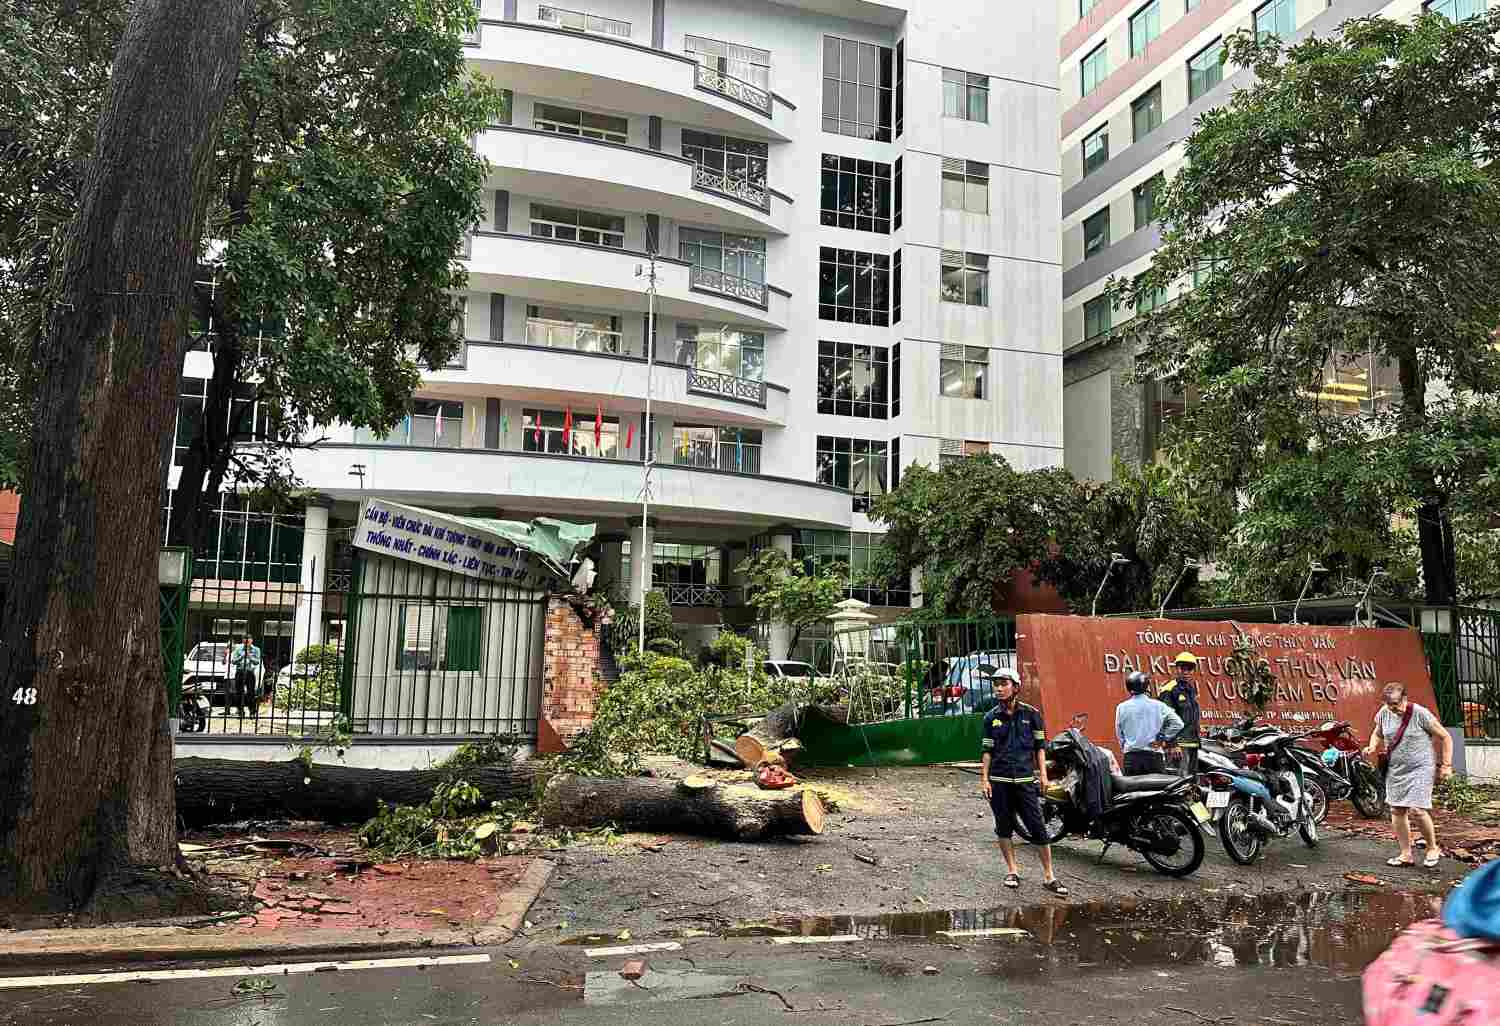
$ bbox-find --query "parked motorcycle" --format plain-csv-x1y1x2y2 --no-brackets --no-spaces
178,690,211,732
1301,719,1387,819
1019,728,1208,878
1201,730,1336,827
1198,721,1320,865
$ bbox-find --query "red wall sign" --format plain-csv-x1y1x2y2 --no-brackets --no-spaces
1015,614,1438,756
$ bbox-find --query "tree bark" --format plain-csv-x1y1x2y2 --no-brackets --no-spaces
173,758,538,826
540,774,826,841
0,0,253,913
732,700,803,766
1398,352,1455,606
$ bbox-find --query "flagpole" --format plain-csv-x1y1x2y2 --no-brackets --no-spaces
636,251,658,654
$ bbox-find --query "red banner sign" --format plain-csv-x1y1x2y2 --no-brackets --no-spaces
1016,614,1437,756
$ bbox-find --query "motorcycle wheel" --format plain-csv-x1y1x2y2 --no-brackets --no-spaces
1217,797,1263,866
1299,811,1319,847
1351,762,1387,819
1303,777,1329,826
1136,805,1205,878
1015,799,1067,846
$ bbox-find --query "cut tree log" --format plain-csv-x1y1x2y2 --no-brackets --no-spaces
733,700,805,767
541,774,825,841
173,757,536,826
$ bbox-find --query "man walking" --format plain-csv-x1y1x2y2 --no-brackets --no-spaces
980,667,1069,897
1115,671,1183,775
1159,652,1203,776
227,633,262,720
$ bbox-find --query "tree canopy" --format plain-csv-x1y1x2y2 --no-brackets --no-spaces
1110,11,1500,606
741,549,845,653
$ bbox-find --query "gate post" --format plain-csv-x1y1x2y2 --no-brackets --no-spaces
338,551,362,725
159,547,193,732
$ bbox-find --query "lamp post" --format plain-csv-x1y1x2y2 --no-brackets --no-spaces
1092,553,1131,618
1291,559,1330,625
634,253,658,654
1158,557,1201,619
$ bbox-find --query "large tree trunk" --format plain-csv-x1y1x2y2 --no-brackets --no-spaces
541,774,826,841
0,0,252,913
1399,353,1455,606
174,758,538,826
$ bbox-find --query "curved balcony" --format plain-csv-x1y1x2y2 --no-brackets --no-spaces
467,20,794,142
463,231,790,331
289,445,852,530
476,128,789,235
421,340,789,428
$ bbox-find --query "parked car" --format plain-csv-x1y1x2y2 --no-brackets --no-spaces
924,652,1013,716
762,660,817,680
181,640,264,707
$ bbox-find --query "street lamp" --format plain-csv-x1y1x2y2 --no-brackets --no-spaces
1357,567,1388,627
634,254,658,654
1092,553,1131,618
1291,559,1330,625
1158,557,1201,619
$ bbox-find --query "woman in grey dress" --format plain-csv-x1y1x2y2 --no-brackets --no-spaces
1363,682,1454,868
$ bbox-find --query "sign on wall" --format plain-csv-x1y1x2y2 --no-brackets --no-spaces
354,498,546,586
1016,614,1438,754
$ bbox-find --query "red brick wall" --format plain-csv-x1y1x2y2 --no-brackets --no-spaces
536,596,608,754
0,490,19,546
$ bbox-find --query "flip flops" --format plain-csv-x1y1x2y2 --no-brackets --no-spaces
1425,852,1442,868
1003,873,1021,888
1387,855,1415,867
1043,879,1070,897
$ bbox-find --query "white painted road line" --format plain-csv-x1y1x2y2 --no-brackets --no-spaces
769,934,861,946
0,953,492,990
583,941,682,958
935,928,1030,940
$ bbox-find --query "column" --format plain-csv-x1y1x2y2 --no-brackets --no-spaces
596,534,627,600
291,497,332,661
627,518,656,611
766,527,793,660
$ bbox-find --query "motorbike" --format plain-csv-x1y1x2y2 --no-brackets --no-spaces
1019,728,1208,878
1301,719,1387,819
1201,728,1337,827
178,679,217,733
1198,721,1320,865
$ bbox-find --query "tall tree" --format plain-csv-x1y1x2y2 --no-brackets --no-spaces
741,549,845,654
1111,12,1500,606
0,0,252,912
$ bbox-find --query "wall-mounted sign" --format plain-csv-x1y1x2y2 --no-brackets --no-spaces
354,498,546,586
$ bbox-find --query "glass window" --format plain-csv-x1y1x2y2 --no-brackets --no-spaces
822,35,893,141
1133,172,1165,230
524,304,624,355
404,399,464,449
816,436,889,514
1132,84,1162,141
673,324,765,381
1084,295,1112,339
1134,272,1167,315
940,345,988,400
818,247,891,325
682,130,768,192
521,407,620,458
941,159,989,214
671,426,763,474
818,341,890,419
939,251,989,306
1192,250,1226,287
1130,0,1161,57
893,156,903,230
1082,125,1109,178
530,203,625,248
395,604,483,672
1145,377,1195,458
892,248,902,324
1083,207,1110,258
820,155,893,234
891,342,901,416
895,40,905,137
792,530,909,607
679,228,767,286
533,103,628,144
1424,0,1489,21
1188,39,1224,103
1081,43,1108,97
1254,0,1295,40
685,34,771,91
941,68,989,122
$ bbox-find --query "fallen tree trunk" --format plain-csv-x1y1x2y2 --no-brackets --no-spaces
173,758,536,826
733,701,805,767
541,774,825,841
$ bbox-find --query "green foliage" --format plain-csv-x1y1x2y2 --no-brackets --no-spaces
435,739,516,773
1108,11,1500,607
1227,632,1277,715
275,644,341,711
359,777,532,860
607,591,680,656
741,549,845,651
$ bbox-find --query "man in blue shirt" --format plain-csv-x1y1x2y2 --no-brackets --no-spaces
227,634,262,720
980,667,1068,897
1115,671,1183,775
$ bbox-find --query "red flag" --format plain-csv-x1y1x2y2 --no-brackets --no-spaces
625,421,635,451
594,403,602,448
532,414,541,446
563,407,572,447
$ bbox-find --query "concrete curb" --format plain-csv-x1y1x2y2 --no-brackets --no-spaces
0,858,557,971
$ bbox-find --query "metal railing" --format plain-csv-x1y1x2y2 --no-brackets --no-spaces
692,165,769,210
693,63,772,115
674,443,762,475
537,4,631,38
613,584,742,608
533,116,628,146
688,265,767,306
685,368,767,407
525,317,628,355
530,217,625,249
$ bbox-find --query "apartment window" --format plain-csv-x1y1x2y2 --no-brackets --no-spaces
494,89,513,127
673,324,765,382
892,248,902,324
1081,43,1108,98
1130,0,1161,57
820,155,893,234
1188,39,1224,103
893,157,903,230
1254,0,1295,40
793,530,910,607
533,103,627,144
525,304,624,355
1133,172,1165,230
1193,251,1227,287
396,605,483,672
941,159,989,214
942,68,989,122
1082,125,1109,178
818,341,890,419
891,343,902,416
680,229,767,288
894,41,905,137
819,248,891,325
682,130,768,193
939,251,989,306
1424,0,1489,20
530,203,625,248
685,34,771,91
1132,84,1162,141
1135,273,1167,315
822,36,893,141
940,345,988,400
1083,207,1110,258
672,425,763,474
537,4,631,37
1084,295,1113,340
522,408,620,458
817,436,889,514
407,399,464,448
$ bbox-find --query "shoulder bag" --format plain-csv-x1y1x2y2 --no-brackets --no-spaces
1378,704,1416,779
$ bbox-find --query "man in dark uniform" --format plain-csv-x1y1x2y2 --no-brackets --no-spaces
1159,651,1202,776
980,667,1069,897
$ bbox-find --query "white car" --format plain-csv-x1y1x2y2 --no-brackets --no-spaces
181,641,263,705
762,660,817,680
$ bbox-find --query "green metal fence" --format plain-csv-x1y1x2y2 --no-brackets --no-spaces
159,547,193,716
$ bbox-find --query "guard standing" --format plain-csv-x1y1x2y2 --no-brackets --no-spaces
1159,652,1202,776
979,667,1069,897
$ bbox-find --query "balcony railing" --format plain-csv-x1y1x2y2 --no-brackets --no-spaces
537,4,631,38
693,63,772,116
526,317,631,356
688,265,767,307
685,369,767,408
615,584,744,608
691,165,769,211
675,443,762,475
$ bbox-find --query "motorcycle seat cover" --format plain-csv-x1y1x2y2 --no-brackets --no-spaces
1111,773,1179,793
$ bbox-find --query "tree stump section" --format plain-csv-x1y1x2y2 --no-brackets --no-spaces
733,700,805,767
173,758,536,826
541,774,825,841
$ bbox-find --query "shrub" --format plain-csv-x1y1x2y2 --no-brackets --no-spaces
275,643,341,711
607,591,680,656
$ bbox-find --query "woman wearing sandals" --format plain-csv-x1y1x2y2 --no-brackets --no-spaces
1363,681,1454,869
